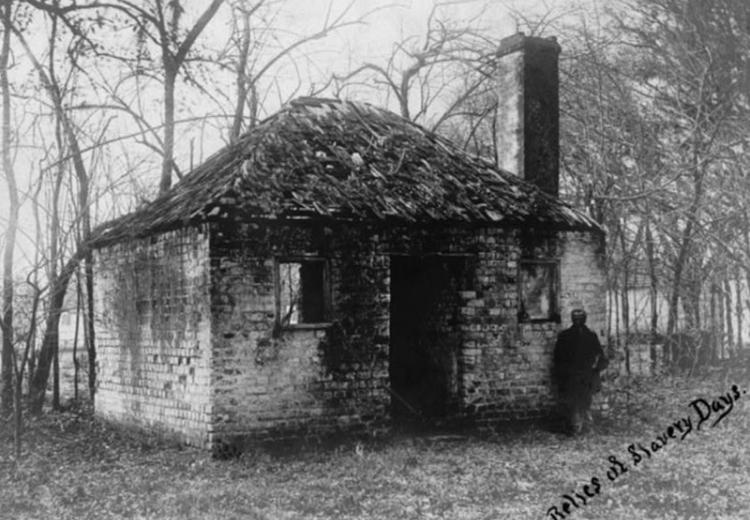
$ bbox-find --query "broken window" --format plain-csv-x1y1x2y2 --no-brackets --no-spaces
276,259,328,326
518,261,559,322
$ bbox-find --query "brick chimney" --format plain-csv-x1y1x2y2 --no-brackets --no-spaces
495,33,561,197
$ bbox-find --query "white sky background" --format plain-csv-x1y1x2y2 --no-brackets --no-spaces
180,0,517,154
1,0,582,269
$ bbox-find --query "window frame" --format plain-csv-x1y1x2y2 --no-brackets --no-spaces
517,259,560,323
274,256,332,329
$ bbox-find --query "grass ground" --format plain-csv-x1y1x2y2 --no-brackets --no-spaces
1,368,749,520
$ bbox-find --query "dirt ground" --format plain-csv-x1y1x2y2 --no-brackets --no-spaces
1,368,749,520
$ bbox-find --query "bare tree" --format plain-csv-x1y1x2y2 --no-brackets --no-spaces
0,0,18,416
4,4,100,411
619,0,750,338
155,0,372,146
333,1,494,127
224,0,364,141
86,0,225,193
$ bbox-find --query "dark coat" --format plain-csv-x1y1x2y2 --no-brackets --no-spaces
553,324,607,406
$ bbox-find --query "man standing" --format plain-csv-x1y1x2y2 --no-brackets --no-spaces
553,309,608,435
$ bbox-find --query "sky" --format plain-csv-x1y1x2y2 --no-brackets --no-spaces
0,0,578,269
171,0,566,164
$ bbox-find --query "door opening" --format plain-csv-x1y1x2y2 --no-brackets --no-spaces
389,255,470,426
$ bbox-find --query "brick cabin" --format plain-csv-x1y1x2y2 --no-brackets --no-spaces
91,34,605,450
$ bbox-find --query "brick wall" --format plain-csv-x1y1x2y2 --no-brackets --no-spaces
94,226,213,446
94,220,605,447
452,228,606,426
206,223,606,441
208,223,391,446
380,225,604,427
559,231,607,338
445,227,552,425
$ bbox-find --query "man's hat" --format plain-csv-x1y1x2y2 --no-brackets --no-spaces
571,309,587,320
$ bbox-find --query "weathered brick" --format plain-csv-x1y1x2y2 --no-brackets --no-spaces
94,222,604,449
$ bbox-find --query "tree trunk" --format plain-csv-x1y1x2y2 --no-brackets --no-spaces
160,66,177,193
52,339,60,409
710,282,718,361
614,274,621,357
724,276,734,357
682,273,702,330
645,221,659,367
29,252,84,413
744,211,750,325
606,272,612,347
14,374,22,460
717,278,726,360
0,0,17,417
59,72,96,402
73,270,81,402
84,255,96,402
14,265,41,461
157,0,225,190
621,282,630,375
68,120,96,403
667,150,706,337
230,6,251,142
735,274,743,351
50,94,65,410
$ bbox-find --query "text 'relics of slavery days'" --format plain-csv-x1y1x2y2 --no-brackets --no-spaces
546,383,746,519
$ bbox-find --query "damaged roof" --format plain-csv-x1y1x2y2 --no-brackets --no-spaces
92,97,601,246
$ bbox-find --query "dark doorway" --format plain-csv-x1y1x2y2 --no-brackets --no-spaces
389,255,470,425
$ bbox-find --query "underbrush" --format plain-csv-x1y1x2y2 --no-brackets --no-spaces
1,369,748,520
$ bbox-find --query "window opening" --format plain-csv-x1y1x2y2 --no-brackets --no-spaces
519,261,559,322
277,259,327,326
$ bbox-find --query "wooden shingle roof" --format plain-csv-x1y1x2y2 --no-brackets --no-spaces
92,97,601,246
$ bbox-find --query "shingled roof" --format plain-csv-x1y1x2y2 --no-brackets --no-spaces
92,97,601,246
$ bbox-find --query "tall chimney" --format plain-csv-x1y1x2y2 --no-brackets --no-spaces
495,33,561,197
